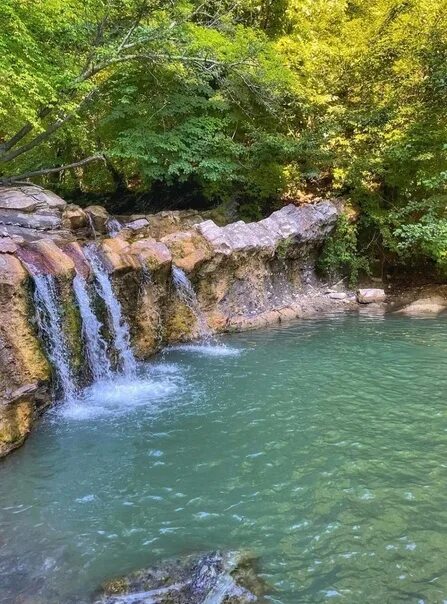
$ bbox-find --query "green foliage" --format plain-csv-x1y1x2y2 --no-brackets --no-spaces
2,0,447,279
318,214,370,286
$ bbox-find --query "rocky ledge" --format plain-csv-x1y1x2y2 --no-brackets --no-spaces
3,186,440,458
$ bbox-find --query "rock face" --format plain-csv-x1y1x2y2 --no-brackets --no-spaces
95,550,266,604
0,188,347,456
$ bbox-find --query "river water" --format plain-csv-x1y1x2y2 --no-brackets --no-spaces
1,315,447,603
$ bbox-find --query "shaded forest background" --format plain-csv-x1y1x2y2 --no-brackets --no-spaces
2,0,447,281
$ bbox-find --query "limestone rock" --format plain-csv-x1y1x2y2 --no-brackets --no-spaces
144,209,204,240
161,230,212,273
196,202,338,256
0,186,65,212
0,384,38,457
0,237,17,253
85,205,110,234
0,186,66,231
129,239,172,272
356,288,386,304
17,239,75,277
95,550,266,604
396,296,447,316
62,204,88,230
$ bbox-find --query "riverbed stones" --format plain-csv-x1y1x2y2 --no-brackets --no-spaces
95,550,266,604
356,288,386,304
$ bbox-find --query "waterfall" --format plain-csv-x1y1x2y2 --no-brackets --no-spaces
172,266,211,340
84,245,136,375
33,274,77,400
73,274,112,381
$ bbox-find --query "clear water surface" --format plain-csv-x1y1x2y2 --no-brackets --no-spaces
1,314,447,603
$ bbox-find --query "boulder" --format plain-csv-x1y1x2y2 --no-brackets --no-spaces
196,202,338,256
85,205,110,234
0,186,66,231
62,204,88,230
161,230,212,273
95,551,266,604
356,288,386,304
145,209,204,240
99,238,140,273
328,292,347,300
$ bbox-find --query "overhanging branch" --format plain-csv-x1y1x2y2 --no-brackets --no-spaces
0,155,105,185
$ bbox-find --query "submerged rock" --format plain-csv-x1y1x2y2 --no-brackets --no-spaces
95,551,266,604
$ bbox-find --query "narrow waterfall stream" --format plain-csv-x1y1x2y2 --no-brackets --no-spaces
33,274,77,400
172,266,212,340
84,245,136,375
73,274,112,381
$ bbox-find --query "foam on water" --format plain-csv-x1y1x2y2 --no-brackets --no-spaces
59,371,180,421
167,343,243,357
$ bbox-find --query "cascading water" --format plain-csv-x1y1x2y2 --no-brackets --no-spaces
84,245,136,375
73,274,112,381
33,274,77,400
172,266,212,340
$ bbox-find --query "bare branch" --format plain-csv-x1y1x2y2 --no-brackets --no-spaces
0,90,97,164
0,155,105,185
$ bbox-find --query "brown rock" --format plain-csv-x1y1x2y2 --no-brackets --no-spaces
129,239,172,271
161,230,212,273
18,239,75,277
99,238,140,273
85,205,110,233
63,204,88,230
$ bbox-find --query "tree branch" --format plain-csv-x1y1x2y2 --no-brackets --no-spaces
0,90,97,164
0,155,105,185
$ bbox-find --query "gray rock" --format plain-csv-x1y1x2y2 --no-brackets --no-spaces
0,186,66,212
356,288,386,304
328,292,347,300
0,187,66,231
126,218,150,231
196,202,338,256
94,550,266,604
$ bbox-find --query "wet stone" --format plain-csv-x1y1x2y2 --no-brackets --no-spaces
94,550,266,604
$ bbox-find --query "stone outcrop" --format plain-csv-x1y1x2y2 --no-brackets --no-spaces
0,187,349,456
95,550,266,604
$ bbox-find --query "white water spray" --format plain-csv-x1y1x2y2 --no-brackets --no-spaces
33,274,77,400
84,245,136,375
73,274,112,381
172,266,211,340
